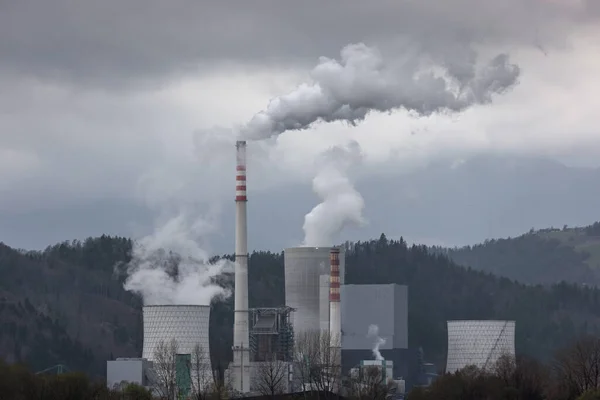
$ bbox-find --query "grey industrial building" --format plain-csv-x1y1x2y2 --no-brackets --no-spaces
340,284,416,387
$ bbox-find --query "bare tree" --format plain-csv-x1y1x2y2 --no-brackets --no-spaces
255,353,288,397
189,343,212,400
208,363,235,400
317,330,342,394
293,330,321,393
293,330,342,397
152,338,178,400
347,365,396,400
554,336,600,399
494,353,517,386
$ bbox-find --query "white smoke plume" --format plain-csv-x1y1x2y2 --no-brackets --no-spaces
368,324,386,361
240,42,520,140
120,208,233,305
302,141,366,247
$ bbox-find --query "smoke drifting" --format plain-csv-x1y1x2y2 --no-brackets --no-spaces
240,42,520,140
368,324,386,361
120,210,232,305
302,141,365,247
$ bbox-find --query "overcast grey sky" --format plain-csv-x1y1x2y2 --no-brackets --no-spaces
1,0,599,252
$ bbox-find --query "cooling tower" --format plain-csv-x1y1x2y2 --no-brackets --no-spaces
284,246,345,334
319,275,330,332
446,320,516,374
142,305,211,362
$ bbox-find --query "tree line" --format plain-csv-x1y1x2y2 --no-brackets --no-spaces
6,233,600,377
409,334,600,400
7,333,600,400
0,359,152,400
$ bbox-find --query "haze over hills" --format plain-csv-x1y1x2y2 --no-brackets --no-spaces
439,222,600,286
3,229,600,376
2,156,600,253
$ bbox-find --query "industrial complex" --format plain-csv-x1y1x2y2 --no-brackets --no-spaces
106,141,518,397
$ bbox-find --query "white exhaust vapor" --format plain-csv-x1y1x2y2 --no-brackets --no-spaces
239,43,520,141
120,209,232,306
368,324,386,361
302,141,366,247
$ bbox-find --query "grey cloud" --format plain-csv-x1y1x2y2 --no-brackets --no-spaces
4,156,600,253
0,0,597,87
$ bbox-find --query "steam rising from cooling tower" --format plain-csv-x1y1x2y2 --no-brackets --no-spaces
239,43,520,141
303,141,366,247
368,324,386,361
120,211,232,305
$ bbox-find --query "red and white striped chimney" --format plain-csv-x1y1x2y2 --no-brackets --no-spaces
329,247,341,348
233,140,250,392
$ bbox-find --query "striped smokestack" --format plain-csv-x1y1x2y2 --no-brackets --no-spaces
329,247,341,347
232,140,250,392
329,246,342,389
329,247,340,303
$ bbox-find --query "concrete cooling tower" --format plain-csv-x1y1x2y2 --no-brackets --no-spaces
142,305,211,362
446,320,515,374
319,275,330,332
284,247,345,334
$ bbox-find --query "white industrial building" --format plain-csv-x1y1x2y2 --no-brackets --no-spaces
350,360,406,396
351,360,394,382
446,320,516,373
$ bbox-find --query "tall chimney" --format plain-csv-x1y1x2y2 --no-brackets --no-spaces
233,140,250,393
329,247,342,355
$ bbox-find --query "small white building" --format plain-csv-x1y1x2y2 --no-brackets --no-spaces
350,360,405,396
106,358,154,390
354,360,394,382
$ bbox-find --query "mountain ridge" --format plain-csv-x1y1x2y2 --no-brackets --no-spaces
3,224,600,376
438,221,600,285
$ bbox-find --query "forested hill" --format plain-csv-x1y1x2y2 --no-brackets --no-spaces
3,234,600,376
436,222,600,285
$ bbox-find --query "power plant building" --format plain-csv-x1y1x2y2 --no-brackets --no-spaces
340,284,411,383
249,306,295,362
341,284,408,350
284,246,346,335
141,305,211,362
446,320,516,373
